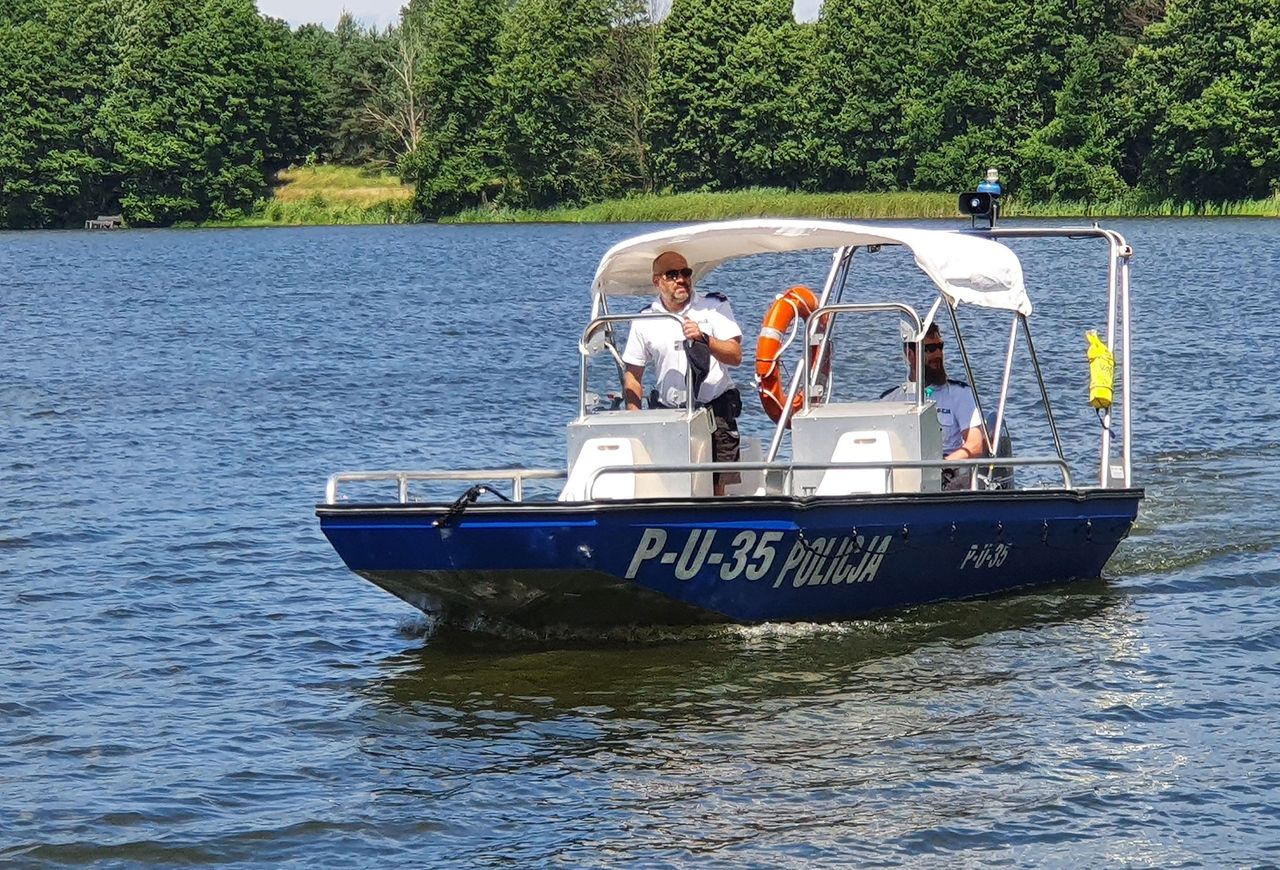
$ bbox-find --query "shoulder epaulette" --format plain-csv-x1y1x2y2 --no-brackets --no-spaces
947,378,970,389
704,291,728,302
879,385,904,399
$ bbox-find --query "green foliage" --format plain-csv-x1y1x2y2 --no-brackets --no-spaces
900,0,1131,194
491,0,617,208
98,0,321,225
592,7,657,194
401,0,506,217
719,11,812,189
808,0,919,191
0,0,111,227
2,0,1277,228
447,188,963,222
1124,0,1279,202
447,188,1280,222
1009,193,1280,217
1248,20,1280,195
1,0,323,227
902,0,1091,191
292,16,392,165
646,0,784,191
1015,35,1129,201
258,17,327,172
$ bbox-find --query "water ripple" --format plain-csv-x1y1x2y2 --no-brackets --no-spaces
2,221,1279,865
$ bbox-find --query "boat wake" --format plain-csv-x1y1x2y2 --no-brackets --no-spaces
397,612,789,647
391,579,1120,651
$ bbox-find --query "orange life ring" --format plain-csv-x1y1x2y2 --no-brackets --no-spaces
755,285,824,425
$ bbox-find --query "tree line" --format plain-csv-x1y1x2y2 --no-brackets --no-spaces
1,0,1276,228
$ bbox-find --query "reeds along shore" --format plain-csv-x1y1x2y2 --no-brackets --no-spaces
220,167,1280,227
446,189,1280,223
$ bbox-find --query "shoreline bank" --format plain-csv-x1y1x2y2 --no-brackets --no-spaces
201,169,1280,228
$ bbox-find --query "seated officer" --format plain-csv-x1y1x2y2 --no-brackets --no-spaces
880,323,986,489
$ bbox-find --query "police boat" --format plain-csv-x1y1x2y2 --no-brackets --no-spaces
317,204,1140,631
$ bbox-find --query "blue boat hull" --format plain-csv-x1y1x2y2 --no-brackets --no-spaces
317,489,1141,628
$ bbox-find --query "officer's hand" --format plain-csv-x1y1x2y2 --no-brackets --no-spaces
682,318,704,342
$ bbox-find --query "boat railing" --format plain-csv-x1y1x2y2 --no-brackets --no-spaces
322,454,1073,505
586,455,1073,499
325,469,565,505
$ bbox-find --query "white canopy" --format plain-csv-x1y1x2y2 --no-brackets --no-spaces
590,218,1032,316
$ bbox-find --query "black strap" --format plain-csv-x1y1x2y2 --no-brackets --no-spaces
431,484,510,528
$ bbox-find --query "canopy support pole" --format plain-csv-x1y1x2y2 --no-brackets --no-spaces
1020,315,1065,466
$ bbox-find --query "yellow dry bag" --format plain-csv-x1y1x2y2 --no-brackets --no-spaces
1086,330,1114,410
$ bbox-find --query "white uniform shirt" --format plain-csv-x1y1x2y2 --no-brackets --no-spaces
881,380,982,454
622,294,742,407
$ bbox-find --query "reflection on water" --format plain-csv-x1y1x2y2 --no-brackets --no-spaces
373,584,1120,718
348,584,1255,865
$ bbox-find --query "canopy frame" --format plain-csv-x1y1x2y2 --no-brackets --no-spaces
580,220,1133,490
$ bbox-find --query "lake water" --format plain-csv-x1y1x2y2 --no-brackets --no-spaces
3,219,1278,865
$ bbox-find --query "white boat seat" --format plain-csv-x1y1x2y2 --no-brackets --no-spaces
816,430,893,495
559,437,652,501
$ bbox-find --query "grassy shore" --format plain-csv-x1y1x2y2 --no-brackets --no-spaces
448,188,1280,223
226,167,1280,227
1009,196,1280,218
215,165,415,227
447,190,962,222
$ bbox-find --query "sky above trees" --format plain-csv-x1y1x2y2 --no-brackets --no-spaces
255,0,823,29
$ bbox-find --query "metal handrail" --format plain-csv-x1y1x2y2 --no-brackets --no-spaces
578,311,694,418
765,297,925,466
325,468,565,505
799,301,925,410
323,454,1075,505
585,455,1073,500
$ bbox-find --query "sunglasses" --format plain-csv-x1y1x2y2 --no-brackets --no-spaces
909,342,945,352
658,267,693,281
